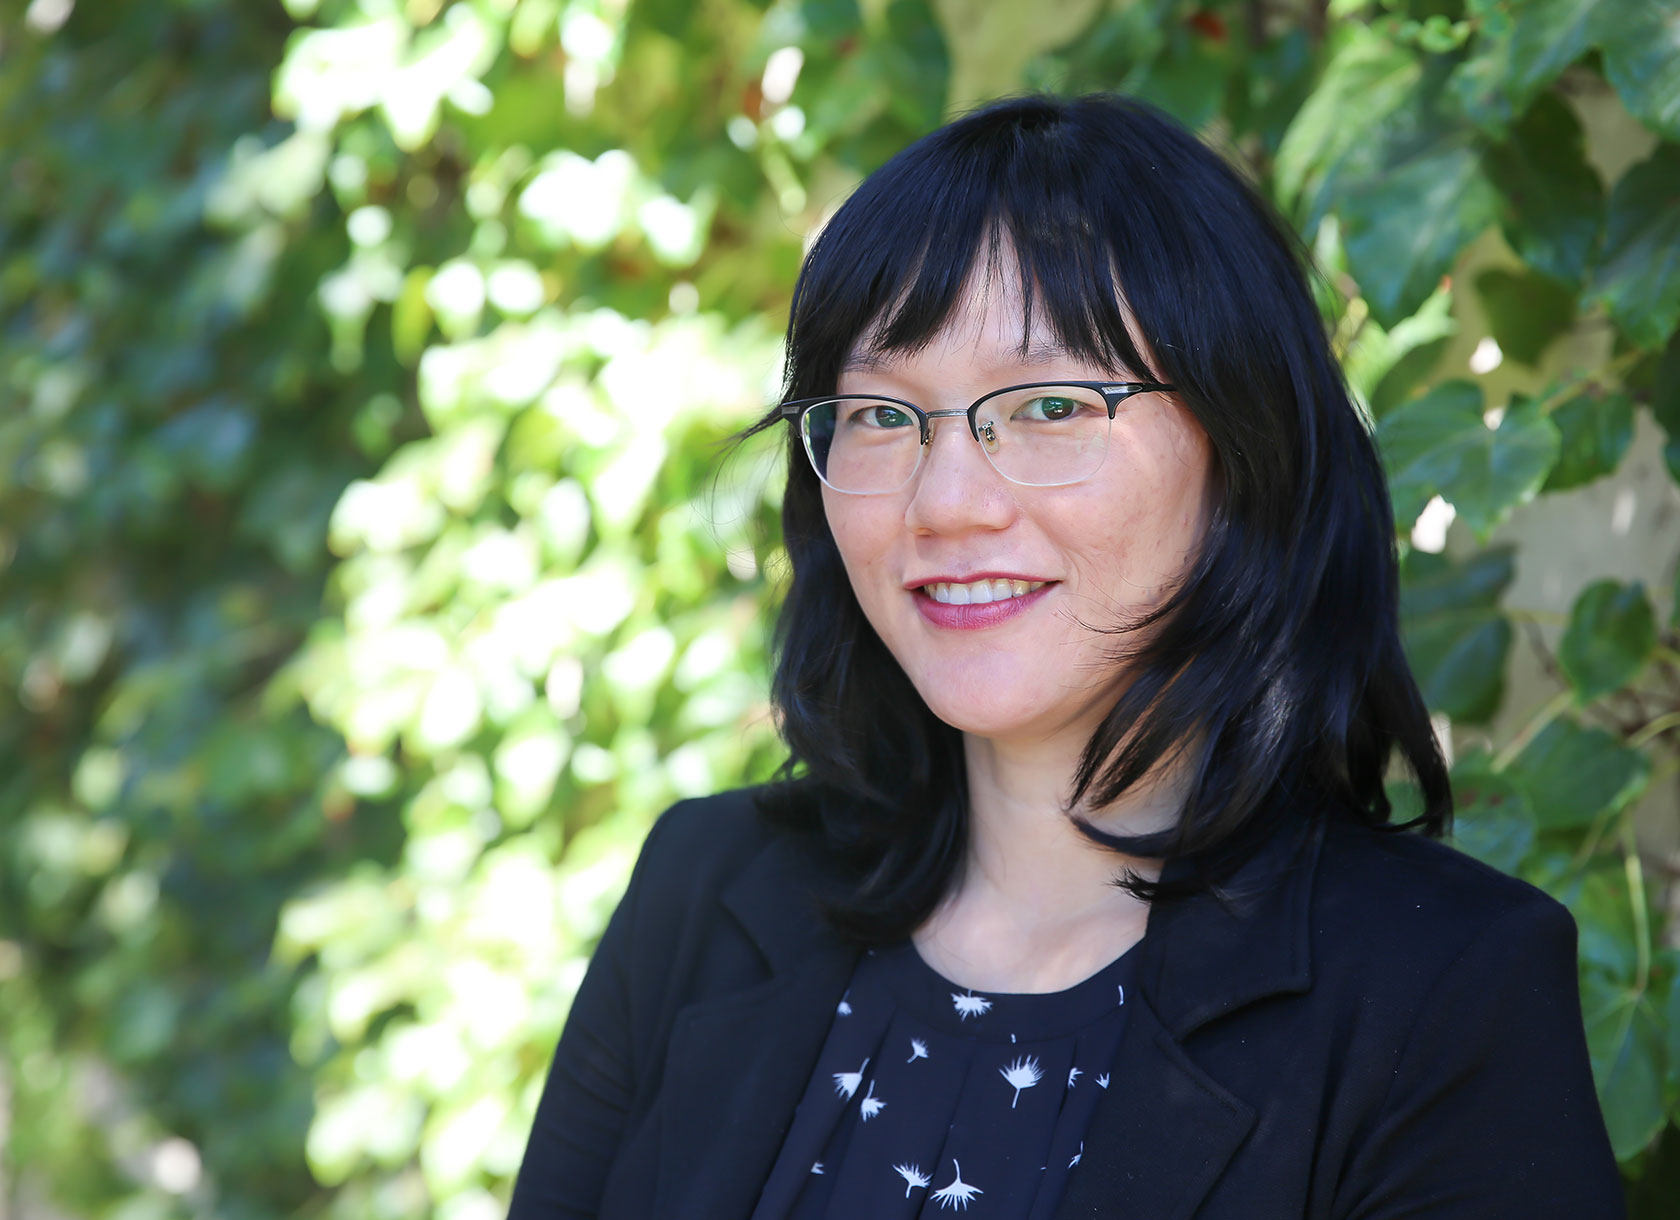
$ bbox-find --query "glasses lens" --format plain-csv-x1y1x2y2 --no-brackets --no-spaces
974,385,1112,486
801,398,921,493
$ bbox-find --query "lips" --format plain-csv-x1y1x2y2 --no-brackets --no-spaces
910,577,1056,630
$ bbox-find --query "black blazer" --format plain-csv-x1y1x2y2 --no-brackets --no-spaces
508,786,1623,1219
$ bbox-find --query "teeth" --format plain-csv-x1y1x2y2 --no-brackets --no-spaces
925,579,1046,605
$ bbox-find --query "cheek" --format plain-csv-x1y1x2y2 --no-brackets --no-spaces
1081,431,1214,590
821,492,899,595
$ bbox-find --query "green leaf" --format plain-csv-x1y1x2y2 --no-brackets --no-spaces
1449,0,1599,132
798,0,864,40
1400,547,1515,723
1586,144,1680,351
1340,133,1500,327
1379,381,1561,537
1543,389,1634,490
1274,31,1419,214
1559,579,1658,702
1581,972,1668,1160
1481,93,1604,286
877,0,949,133
1131,29,1231,132
1511,717,1650,829
1232,29,1314,155
1568,867,1644,981
1474,267,1577,366
1649,330,1680,448
1595,0,1680,141
1346,279,1456,408
1665,968,1680,1098
1447,758,1536,873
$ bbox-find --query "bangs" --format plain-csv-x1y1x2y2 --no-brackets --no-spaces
784,99,1172,394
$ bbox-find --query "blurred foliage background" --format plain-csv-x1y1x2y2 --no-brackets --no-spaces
2,0,1679,1215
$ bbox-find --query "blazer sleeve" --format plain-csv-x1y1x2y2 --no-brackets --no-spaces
506,809,676,1220
1332,894,1625,1220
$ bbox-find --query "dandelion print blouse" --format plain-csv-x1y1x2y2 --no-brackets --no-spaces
749,939,1138,1219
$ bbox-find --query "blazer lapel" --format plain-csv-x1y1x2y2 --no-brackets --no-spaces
652,829,861,1219
1055,989,1255,1220
1058,816,1325,1219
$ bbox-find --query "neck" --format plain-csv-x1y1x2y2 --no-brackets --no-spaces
911,729,1187,993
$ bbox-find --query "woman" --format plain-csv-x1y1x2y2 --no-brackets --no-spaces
508,94,1622,1219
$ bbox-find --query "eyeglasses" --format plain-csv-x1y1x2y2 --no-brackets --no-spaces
778,379,1177,495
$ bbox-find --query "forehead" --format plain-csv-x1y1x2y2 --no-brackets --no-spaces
841,269,1131,381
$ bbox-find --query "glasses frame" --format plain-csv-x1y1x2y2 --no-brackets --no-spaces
778,378,1178,495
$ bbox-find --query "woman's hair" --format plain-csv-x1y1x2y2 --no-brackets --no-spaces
738,92,1451,943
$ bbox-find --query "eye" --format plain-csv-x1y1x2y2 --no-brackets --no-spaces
1012,394,1086,422
844,401,915,429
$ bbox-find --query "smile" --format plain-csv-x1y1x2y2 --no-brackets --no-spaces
920,579,1048,605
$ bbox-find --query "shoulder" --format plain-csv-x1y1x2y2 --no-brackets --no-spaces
623,781,834,947
1305,818,1576,1003
628,783,787,900
1313,818,1570,938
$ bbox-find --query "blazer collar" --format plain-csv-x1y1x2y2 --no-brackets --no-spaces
719,822,853,973
719,804,1326,1028
1136,814,1324,1038
657,803,1327,1220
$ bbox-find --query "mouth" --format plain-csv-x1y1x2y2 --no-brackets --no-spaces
916,578,1051,606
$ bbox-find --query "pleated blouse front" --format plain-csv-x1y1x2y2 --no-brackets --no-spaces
749,939,1138,1219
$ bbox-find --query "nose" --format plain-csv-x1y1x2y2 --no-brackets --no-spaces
903,411,1017,534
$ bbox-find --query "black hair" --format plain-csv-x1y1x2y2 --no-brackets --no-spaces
737,93,1450,943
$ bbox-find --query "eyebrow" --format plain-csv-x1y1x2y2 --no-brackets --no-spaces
839,339,1091,375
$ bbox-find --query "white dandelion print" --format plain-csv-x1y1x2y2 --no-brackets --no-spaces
837,991,852,1016
1069,1141,1084,1168
811,1162,823,1175
907,1037,928,1064
859,1080,886,1121
832,1058,869,1100
1000,1055,1043,1108
1067,1065,1082,1089
932,1159,983,1210
893,1162,930,1197
1117,983,1126,1006
952,991,993,1021
1096,1072,1110,1089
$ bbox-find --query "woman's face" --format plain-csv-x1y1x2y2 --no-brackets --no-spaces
821,273,1216,748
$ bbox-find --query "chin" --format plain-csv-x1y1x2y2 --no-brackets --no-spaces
912,687,1058,741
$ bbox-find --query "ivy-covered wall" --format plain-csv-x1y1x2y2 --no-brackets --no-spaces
2,0,1677,1216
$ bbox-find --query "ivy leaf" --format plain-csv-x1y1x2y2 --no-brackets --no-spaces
1568,867,1643,981
1594,0,1680,140
1339,132,1500,327
1231,29,1314,155
1511,717,1650,830
1542,389,1634,491
1348,281,1456,411
1559,579,1658,703
1581,972,1668,1161
1667,969,1680,1097
1447,756,1535,873
878,0,950,133
1379,381,1560,537
1400,547,1515,723
1273,32,1418,215
1586,144,1680,351
1131,27,1232,132
1474,267,1577,366
1449,0,1599,132
1650,332,1680,487
1481,94,1603,286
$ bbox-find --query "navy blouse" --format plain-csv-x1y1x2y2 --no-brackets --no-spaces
749,940,1138,1218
